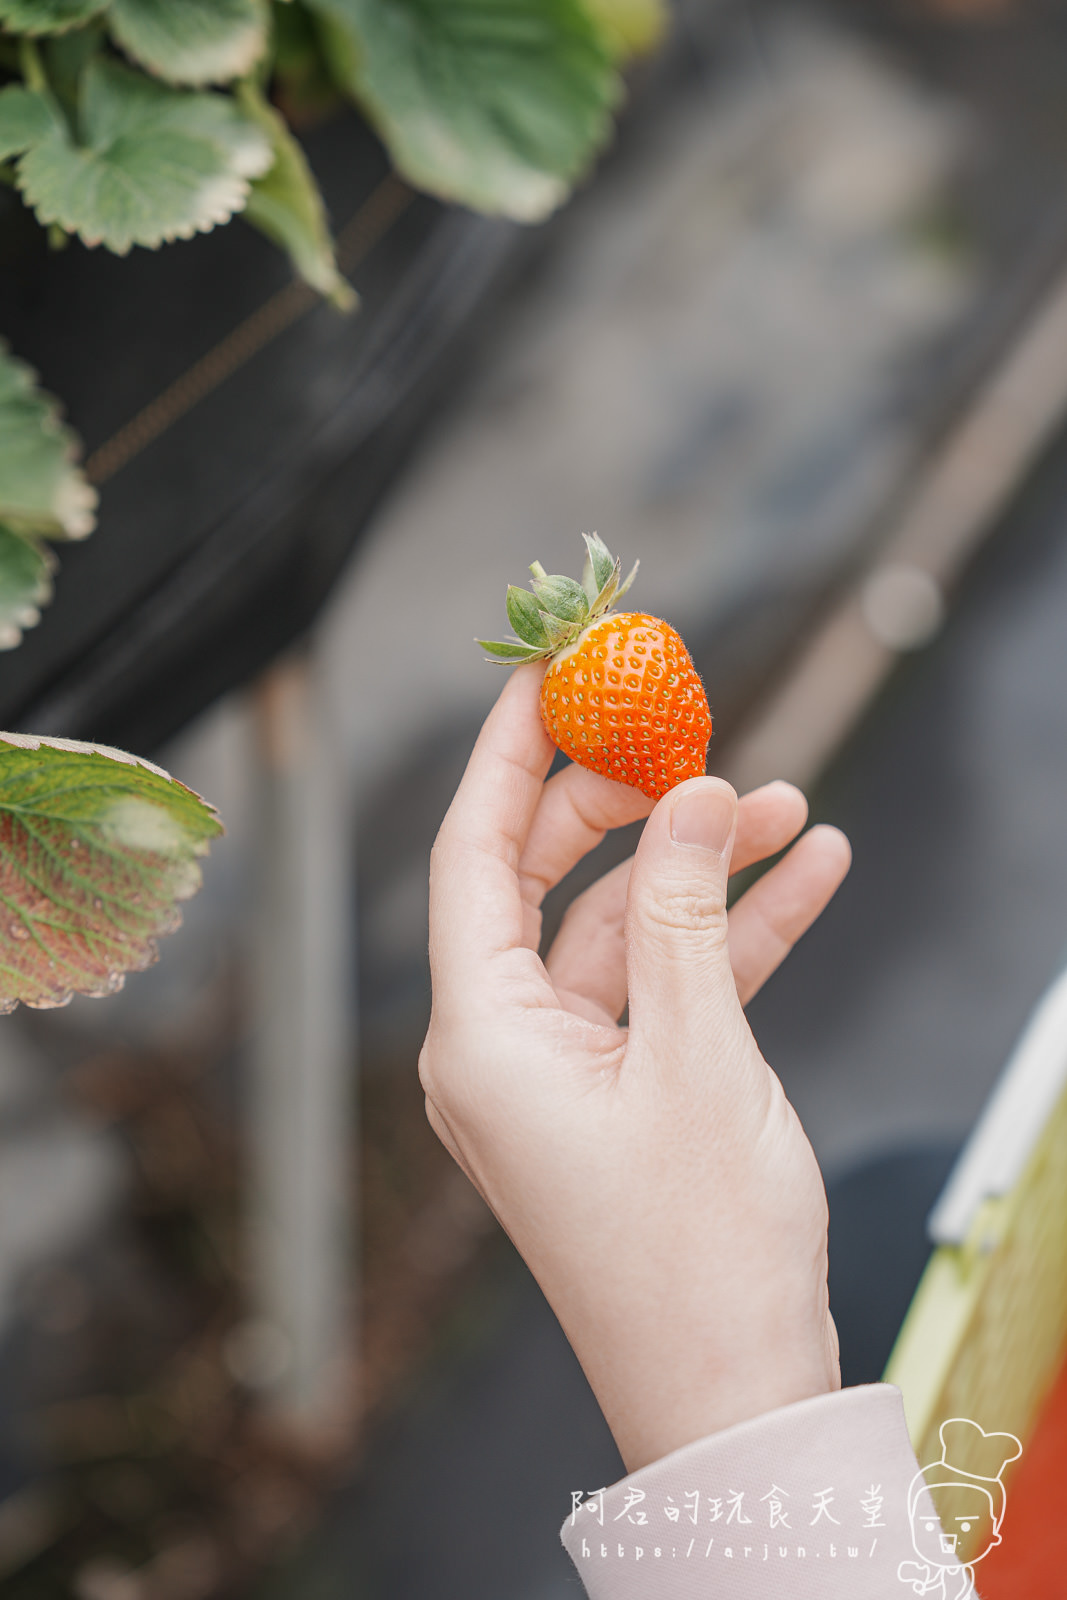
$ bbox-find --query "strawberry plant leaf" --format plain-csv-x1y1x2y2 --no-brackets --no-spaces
0,85,60,161
307,0,619,221
0,736,222,1013
15,57,273,254
0,341,97,541
236,80,355,308
0,0,107,34
107,0,270,88
0,526,54,652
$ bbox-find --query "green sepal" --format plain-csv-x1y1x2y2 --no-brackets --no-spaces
476,531,638,668
617,557,639,601
476,637,546,663
537,609,575,649
593,554,622,610
505,583,549,648
530,572,589,624
581,531,614,602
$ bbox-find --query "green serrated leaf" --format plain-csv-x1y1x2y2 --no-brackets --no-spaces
0,0,107,34
0,735,222,1013
15,57,273,254
0,341,96,541
108,0,270,87
236,80,354,308
0,86,60,162
306,0,619,222
505,583,549,648
0,525,54,651
42,25,108,119
530,571,589,623
476,637,545,662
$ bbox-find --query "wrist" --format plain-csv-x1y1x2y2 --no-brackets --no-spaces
609,1339,839,1473
567,1287,839,1474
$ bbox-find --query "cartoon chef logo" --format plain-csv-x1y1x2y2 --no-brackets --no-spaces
897,1418,1022,1597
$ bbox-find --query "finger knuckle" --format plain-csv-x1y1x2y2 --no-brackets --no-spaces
643,886,728,940
417,1039,441,1101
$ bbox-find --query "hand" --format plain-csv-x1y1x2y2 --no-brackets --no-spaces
420,665,851,1472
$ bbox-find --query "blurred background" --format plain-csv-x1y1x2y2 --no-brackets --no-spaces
3,0,1067,1594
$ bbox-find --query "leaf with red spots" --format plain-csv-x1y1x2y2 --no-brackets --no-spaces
0,734,222,1013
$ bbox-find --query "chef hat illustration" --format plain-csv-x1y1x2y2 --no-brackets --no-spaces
906,1418,1023,1534
937,1419,1023,1486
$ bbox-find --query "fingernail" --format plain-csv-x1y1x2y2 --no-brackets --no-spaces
670,786,735,854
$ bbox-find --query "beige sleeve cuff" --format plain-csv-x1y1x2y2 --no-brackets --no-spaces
560,1383,932,1598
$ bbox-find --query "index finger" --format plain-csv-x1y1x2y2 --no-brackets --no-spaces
429,663,556,1010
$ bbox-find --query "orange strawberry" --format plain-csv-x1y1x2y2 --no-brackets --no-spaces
478,533,712,800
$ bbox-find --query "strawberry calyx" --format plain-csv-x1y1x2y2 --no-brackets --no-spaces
477,533,640,663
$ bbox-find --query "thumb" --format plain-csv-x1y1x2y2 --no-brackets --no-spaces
625,777,746,1057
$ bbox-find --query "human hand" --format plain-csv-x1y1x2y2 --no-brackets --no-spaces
419,665,851,1472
